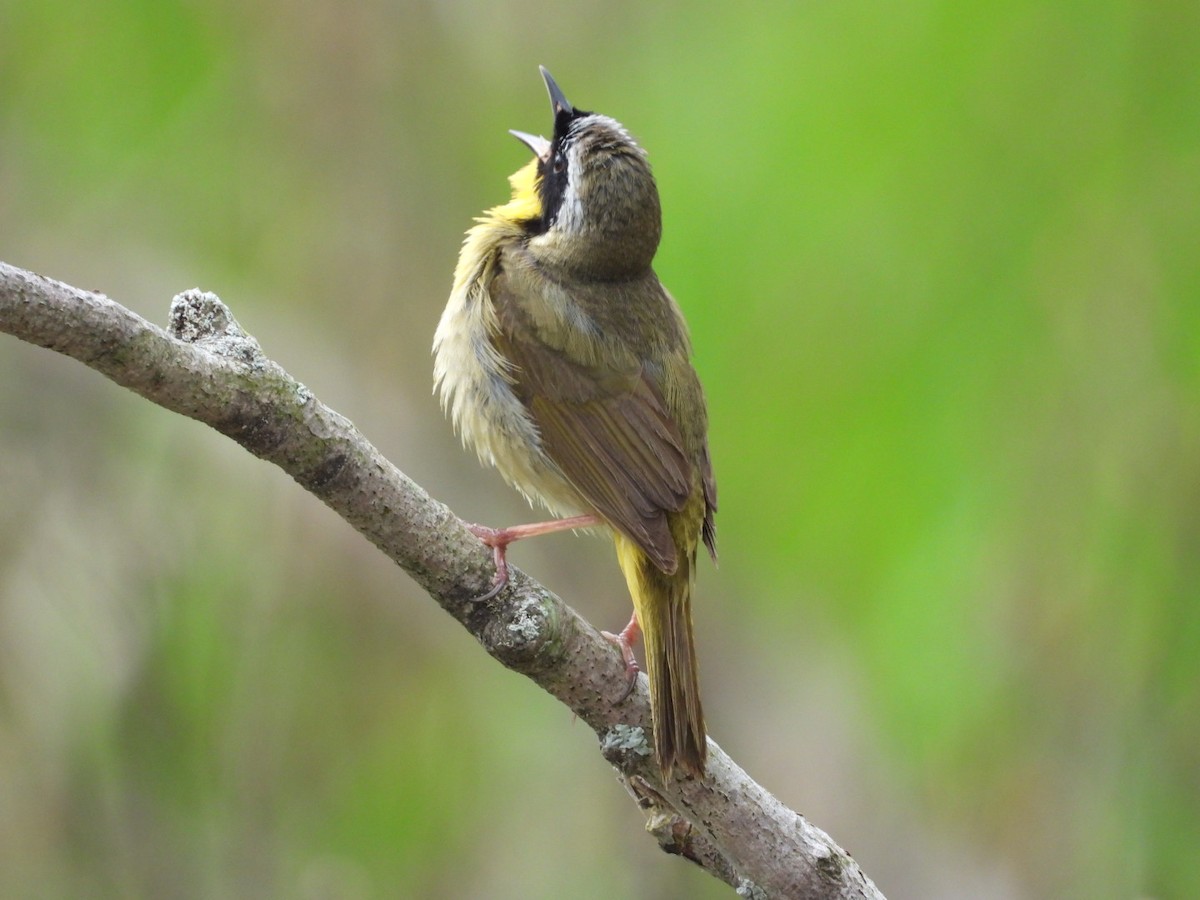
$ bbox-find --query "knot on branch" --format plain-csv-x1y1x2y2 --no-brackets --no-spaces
479,592,556,668
735,879,769,899
169,289,265,366
601,724,652,767
623,772,741,885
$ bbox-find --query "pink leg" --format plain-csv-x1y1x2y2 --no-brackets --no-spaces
467,514,601,601
601,611,642,701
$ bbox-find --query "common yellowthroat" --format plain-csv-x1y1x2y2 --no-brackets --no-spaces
434,67,716,778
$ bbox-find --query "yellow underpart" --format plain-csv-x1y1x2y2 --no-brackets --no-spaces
450,158,542,293
491,158,542,225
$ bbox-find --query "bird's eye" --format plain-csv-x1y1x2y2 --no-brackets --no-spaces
552,154,566,174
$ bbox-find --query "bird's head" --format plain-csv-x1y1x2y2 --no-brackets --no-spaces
506,67,662,278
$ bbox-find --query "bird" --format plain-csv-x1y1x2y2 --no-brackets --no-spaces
433,67,716,778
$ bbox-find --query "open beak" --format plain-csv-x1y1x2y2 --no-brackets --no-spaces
510,67,574,161
509,130,551,162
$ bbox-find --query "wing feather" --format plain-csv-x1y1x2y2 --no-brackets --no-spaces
489,274,693,573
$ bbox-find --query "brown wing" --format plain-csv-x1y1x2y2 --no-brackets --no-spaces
699,442,718,563
489,282,694,574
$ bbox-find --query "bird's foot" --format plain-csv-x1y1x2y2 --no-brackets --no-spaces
601,612,642,702
463,514,603,602
465,523,515,601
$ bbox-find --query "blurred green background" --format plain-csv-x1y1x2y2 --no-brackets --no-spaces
2,1,1197,897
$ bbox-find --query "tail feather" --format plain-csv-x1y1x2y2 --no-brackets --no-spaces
616,534,706,778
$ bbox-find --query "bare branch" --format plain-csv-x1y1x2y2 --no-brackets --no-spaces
0,260,884,900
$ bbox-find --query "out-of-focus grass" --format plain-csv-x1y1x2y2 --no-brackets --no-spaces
1,2,1197,898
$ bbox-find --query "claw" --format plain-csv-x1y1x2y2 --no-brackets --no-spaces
602,612,642,702
466,523,513,602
